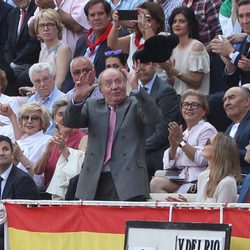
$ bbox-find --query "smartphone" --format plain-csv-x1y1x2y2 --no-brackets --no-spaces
118,10,138,20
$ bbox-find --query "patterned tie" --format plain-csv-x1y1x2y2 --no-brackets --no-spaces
104,106,116,164
0,176,4,199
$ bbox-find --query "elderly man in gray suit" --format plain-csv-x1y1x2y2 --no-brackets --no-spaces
63,65,161,201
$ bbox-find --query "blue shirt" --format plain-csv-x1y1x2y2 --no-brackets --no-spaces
27,85,66,113
106,0,146,10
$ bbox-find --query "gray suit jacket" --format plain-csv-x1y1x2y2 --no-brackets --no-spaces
63,88,161,200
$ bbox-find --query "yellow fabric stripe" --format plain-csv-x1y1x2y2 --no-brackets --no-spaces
231,236,250,250
8,228,250,250
8,228,124,250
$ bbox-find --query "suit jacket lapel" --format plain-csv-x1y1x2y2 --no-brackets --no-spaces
234,111,250,141
2,166,15,199
150,76,160,99
94,41,108,65
17,0,35,41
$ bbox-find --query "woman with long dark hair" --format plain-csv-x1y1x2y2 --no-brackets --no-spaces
160,7,210,95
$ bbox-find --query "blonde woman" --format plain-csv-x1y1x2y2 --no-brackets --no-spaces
196,132,241,202
34,8,72,90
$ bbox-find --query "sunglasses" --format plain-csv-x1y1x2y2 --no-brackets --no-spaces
21,115,41,122
104,50,122,56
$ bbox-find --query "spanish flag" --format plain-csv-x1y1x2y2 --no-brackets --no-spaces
5,203,250,250
5,203,168,250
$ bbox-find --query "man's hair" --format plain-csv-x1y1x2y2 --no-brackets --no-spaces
238,0,250,8
98,68,126,87
29,62,55,83
0,135,13,152
70,56,94,74
84,0,111,18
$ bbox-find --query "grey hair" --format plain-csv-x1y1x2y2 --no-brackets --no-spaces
29,62,55,83
70,56,94,74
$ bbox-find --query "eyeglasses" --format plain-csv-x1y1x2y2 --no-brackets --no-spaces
181,102,202,110
205,138,211,146
104,50,122,56
21,115,41,122
38,22,57,30
72,68,93,76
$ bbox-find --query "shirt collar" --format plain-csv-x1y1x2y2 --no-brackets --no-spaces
1,164,13,182
139,74,156,93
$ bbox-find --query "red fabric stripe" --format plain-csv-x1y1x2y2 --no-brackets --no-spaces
224,208,250,238
6,203,168,233
172,207,221,223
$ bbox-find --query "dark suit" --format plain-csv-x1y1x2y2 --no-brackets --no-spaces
143,76,181,180
63,88,161,201
0,0,12,65
226,111,250,174
226,37,250,87
0,165,39,250
2,165,39,199
0,1,15,95
4,0,40,66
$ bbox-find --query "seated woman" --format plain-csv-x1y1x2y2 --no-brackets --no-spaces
107,1,165,71
33,100,87,189
0,103,52,189
19,8,72,91
160,7,210,95
196,132,241,203
150,89,217,193
168,133,241,203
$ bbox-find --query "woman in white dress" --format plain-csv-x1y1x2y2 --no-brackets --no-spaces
0,102,51,189
160,6,210,95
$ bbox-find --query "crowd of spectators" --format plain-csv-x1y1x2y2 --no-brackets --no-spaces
0,0,250,206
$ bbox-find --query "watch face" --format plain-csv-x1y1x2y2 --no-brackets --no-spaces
180,140,186,147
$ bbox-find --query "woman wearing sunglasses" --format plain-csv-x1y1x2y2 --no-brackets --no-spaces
0,102,51,189
150,89,217,194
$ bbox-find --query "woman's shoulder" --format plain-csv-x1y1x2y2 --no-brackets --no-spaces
190,40,206,52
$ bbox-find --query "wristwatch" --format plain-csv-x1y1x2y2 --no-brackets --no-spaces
179,139,187,148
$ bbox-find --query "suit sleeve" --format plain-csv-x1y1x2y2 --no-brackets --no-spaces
145,87,180,152
63,100,89,129
135,88,162,125
15,175,40,200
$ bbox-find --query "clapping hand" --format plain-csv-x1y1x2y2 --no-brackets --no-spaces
168,122,183,148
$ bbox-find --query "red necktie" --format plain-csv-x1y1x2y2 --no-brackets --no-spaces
104,106,116,164
19,8,27,33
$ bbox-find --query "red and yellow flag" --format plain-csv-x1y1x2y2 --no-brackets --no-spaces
4,203,250,250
